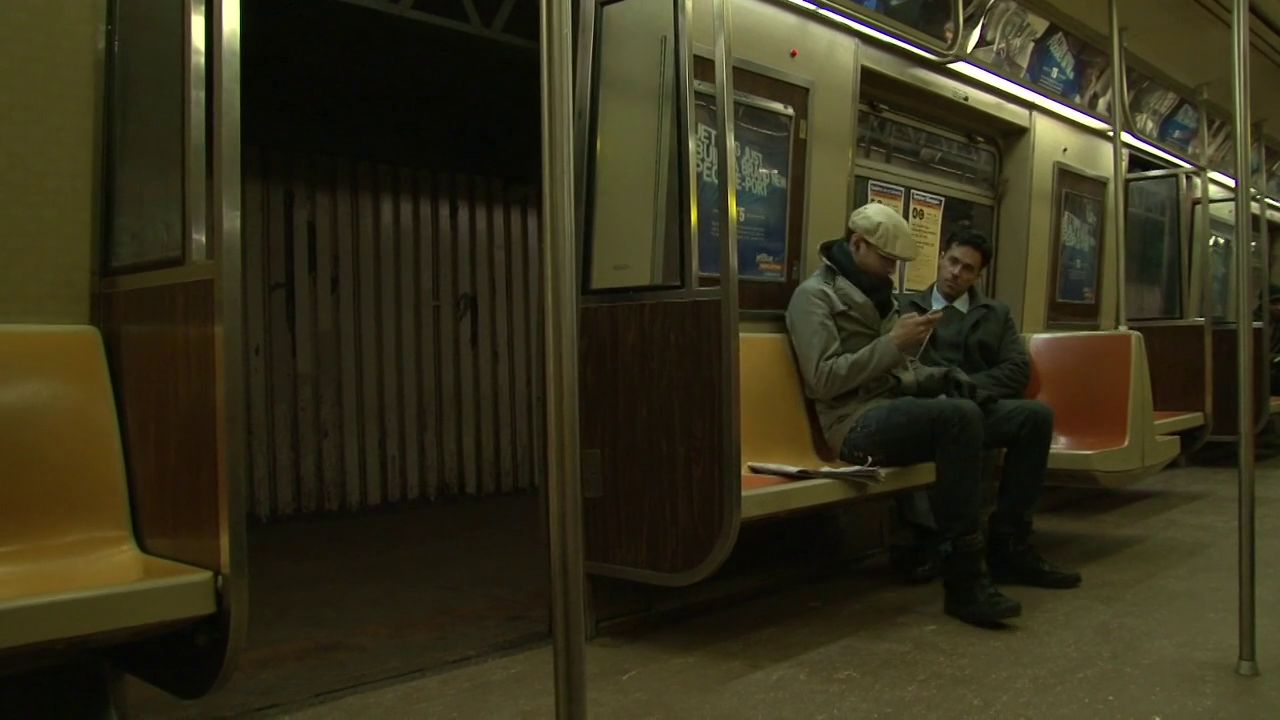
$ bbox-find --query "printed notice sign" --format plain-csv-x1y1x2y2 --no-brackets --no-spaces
867,180,905,216
905,190,945,291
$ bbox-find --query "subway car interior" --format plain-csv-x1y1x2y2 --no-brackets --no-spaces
2,0,1280,717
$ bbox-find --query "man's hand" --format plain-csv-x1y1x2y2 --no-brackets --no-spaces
890,311,942,353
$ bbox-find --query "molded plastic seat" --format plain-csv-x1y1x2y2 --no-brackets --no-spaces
738,333,933,519
1025,331,1178,482
1152,410,1205,435
0,325,215,653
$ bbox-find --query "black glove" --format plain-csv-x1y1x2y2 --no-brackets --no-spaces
942,368,979,401
910,365,952,397
944,370,999,409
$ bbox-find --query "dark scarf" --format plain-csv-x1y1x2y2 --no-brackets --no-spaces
820,238,894,318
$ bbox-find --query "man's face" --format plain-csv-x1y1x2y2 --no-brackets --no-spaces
936,243,984,301
850,235,898,279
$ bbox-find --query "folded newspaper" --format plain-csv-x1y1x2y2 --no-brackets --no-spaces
746,462,883,484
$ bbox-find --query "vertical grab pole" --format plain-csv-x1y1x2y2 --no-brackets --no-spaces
1255,122,1272,434
1197,87,1214,432
539,0,589,714
1231,0,1259,678
1108,0,1128,330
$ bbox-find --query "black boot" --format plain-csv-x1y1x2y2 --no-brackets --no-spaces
942,532,1022,627
988,522,1082,589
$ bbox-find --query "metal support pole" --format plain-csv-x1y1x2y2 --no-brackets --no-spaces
1255,122,1272,434
539,0,589,714
1108,0,1128,330
1231,0,1259,679
1197,87,1214,435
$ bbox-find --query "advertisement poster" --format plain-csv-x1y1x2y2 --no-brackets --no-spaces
848,0,956,42
1025,29,1109,109
1055,190,1102,304
970,0,1050,79
1128,75,1181,140
905,189,945,291
1157,101,1200,154
696,93,792,280
867,179,905,216
971,2,1111,114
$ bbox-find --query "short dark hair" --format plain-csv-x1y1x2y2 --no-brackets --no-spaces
942,228,992,268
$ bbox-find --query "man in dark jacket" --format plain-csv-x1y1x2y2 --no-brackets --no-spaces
896,228,1080,590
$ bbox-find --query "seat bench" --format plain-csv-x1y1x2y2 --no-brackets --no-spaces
742,464,935,520
738,333,934,519
0,325,217,654
1153,410,1206,435
1026,331,1178,484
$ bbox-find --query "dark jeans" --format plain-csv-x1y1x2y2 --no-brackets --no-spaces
840,397,1054,539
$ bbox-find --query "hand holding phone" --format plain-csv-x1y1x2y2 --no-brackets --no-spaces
890,311,941,353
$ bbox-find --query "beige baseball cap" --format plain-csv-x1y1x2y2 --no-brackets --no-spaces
847,202,917,262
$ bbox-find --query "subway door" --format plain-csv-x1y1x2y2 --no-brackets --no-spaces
576,0,741,584
96,0,246,697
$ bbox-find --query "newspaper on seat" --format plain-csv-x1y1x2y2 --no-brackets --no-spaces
746,462,883,485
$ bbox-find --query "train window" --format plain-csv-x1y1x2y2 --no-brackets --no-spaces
853,107,999,294
1193,199,1267,322
1125,176,1182,320
856,110,998,192
104,0,187,272
582,0,685,292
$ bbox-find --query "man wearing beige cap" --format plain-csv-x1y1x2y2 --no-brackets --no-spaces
786,202,1021,627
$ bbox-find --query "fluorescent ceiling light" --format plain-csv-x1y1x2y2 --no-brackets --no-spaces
1120,132,1194,168
782,1,940,60
1209,171,1238,189
1268,198,1280,209
947,61,1110,132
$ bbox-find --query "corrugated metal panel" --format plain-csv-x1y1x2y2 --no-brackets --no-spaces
243,147,545,519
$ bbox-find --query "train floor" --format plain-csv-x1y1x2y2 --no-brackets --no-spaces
270,457,1280,719
124,493,549,718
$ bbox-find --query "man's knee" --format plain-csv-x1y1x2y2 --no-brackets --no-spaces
1025,400,1054,435
935,398,984,440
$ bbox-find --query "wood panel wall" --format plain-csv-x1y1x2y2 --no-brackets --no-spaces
580,298,730,576
101,278,223,570
243,147,545,519
1211,325,1267,437
1137,324,1208,413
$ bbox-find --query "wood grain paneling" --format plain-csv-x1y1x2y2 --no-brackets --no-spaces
1212,325,1267,437
1137,324,1207,413
242,147,545,519
580,298,729,575
101,279,221,570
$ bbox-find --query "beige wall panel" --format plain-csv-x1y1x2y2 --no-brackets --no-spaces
995,127,1035,316
0,0,103,323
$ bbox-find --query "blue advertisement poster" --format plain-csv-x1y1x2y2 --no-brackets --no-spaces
696,93,793,280
1056,190,1102,304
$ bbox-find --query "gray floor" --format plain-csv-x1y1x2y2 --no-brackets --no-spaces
273,459,1280,719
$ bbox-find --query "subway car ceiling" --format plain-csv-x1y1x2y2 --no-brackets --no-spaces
785,0,1280,176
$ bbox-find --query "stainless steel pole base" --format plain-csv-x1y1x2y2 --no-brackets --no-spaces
1236,659,1260,677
